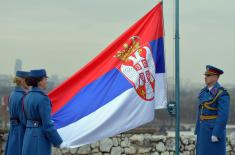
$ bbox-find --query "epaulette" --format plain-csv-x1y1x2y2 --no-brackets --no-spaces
219,87,229,96
40,91,47,96
31,89,47,96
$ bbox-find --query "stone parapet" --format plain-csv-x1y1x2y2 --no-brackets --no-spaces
1,130,235,155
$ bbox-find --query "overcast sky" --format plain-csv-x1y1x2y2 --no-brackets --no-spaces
0,0,234,85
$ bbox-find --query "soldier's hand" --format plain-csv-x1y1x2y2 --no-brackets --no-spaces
211,135,219,142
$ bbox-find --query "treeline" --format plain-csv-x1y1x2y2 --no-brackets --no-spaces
0,80,234,129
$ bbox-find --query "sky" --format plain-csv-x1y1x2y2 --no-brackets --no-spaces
0,0,234,85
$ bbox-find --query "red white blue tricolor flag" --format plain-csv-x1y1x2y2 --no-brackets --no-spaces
49,2,166,147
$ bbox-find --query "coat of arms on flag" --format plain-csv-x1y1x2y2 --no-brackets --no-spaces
116,36,155,101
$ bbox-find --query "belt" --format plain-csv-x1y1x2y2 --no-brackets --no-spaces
26,120,42,128
200,115,218,120
10,117,19,125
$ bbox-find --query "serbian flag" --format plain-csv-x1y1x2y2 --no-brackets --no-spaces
49,2,166,147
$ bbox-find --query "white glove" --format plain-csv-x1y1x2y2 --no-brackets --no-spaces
211,135,219,142
59,142,68,148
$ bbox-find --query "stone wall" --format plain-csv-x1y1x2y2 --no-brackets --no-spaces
1,130,235,155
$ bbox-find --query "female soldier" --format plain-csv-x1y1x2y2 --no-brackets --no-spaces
5,71,29,155
22,69,65,155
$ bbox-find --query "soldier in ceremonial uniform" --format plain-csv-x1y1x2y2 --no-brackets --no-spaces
22,69,66,155
5,71,29,155
195,65,230,155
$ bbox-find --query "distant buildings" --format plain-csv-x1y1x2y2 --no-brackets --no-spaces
0,74,12,88
0,74,12,98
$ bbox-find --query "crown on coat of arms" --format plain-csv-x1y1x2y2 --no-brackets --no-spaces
115,36,141,61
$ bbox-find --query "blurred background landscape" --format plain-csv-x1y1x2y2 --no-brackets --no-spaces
1,59,234,133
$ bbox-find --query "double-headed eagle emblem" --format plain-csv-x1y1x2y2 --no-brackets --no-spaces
115,36,155,101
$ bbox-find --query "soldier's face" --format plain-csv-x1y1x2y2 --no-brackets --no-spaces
39,77,48,89
204,74,219,86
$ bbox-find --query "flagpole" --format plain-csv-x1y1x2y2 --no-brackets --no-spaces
175,0,180,154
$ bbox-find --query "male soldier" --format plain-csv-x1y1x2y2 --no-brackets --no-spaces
195,65,230,155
